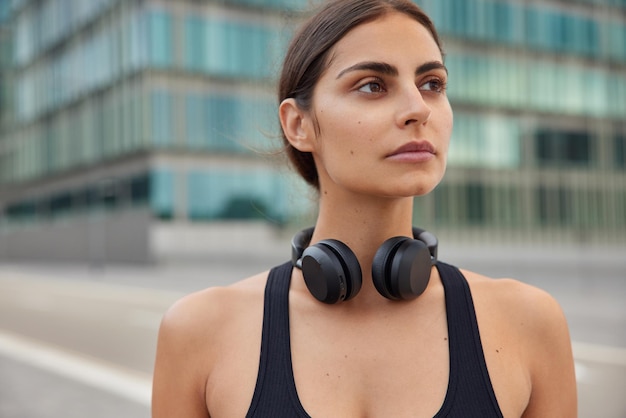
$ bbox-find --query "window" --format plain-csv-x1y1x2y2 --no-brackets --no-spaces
577,17,598,57
147,10,172,68
184,92,276,152
151,91,173,146
75,186,98,212
575,190,604,228
448,113,521,168
200,18,279,79
547,11,567,52
615,135,626,169
187,170,214,220
535,129,591,167
130,173,150,205
491,1,515,44
185,94,204,148
185,16,205,71
5,200,38,224
525,6,547,51
206,96,237,151
433,183,458,225
187,169,286,222
49,192,73,218
150,169,174,219
616,192,626,228
466,183,485,224
15,9,34,66
228,0,309,10
537,186,571,226
449,0,469,36
123,6,146,71
609,21,626,62
492,186,522,227
564,132,591,164
608,73,626,119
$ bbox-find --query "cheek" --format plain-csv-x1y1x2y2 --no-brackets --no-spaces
318,112,370,150
437,104,454,148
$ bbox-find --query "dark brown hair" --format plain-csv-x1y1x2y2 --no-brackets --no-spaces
278,0,443,189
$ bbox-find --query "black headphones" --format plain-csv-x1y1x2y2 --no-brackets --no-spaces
291,227,438,304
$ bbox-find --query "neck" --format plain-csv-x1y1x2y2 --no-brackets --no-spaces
307,192,417,303
314,195,415,242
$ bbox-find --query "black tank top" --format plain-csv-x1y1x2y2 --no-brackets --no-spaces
246,261,503,417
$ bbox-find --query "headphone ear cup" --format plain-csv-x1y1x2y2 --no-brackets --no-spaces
372,237,407,300
301,239,362,304
372,237,432,300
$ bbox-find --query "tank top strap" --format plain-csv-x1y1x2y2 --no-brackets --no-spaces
246,261,310,418
433,261,503,417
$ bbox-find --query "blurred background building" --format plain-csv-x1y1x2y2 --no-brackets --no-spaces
0,0,624,263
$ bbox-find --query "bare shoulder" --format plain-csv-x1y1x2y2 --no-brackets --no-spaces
157,270,268,353
459,268,577,417
152,271,269,417
163,271,269,320
459,268,568,334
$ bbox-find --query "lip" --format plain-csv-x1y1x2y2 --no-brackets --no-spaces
386,141,436,162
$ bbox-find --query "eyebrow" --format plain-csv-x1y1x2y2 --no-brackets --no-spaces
336,60,448,79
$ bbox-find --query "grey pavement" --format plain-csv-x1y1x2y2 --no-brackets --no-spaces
0,355,149,418
0,241,625,417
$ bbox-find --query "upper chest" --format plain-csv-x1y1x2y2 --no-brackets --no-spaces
289,300,452,417
205,274,531,418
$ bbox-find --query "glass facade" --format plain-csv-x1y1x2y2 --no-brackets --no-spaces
187,168,288,222
0,0,625,248
415,0,626,240
0,0,301,231
445,52,626,118
422,0,626,61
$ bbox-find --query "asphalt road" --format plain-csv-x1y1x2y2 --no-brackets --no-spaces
0,242,625,418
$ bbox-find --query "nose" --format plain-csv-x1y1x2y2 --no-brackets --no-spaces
396,84,431,127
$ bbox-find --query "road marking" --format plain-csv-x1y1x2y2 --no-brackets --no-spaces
572,342,626,384
0,330,151,407
574,362,590,383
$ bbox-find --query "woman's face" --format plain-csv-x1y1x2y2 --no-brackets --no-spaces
304,12,453,199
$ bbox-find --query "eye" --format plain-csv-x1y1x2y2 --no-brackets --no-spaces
419,78,447,94
357,79,386,94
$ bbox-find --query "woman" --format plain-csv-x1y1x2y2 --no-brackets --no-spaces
152,1,577,416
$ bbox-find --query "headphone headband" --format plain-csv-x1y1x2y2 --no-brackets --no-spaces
291,227,438,267
291,227,314,269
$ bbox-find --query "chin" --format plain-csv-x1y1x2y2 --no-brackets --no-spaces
410,184,437,197
397,173,444,197
381,183,438,199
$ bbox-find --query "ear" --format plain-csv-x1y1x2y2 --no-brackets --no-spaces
279,98,316,152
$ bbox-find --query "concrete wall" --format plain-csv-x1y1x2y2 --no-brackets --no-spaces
150,221,290,264
0,213,293,264
0,209,152,264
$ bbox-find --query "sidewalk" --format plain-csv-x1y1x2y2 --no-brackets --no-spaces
0,350,150,418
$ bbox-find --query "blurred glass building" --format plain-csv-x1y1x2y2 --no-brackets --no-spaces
0,0,624,262
416,0,626,245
